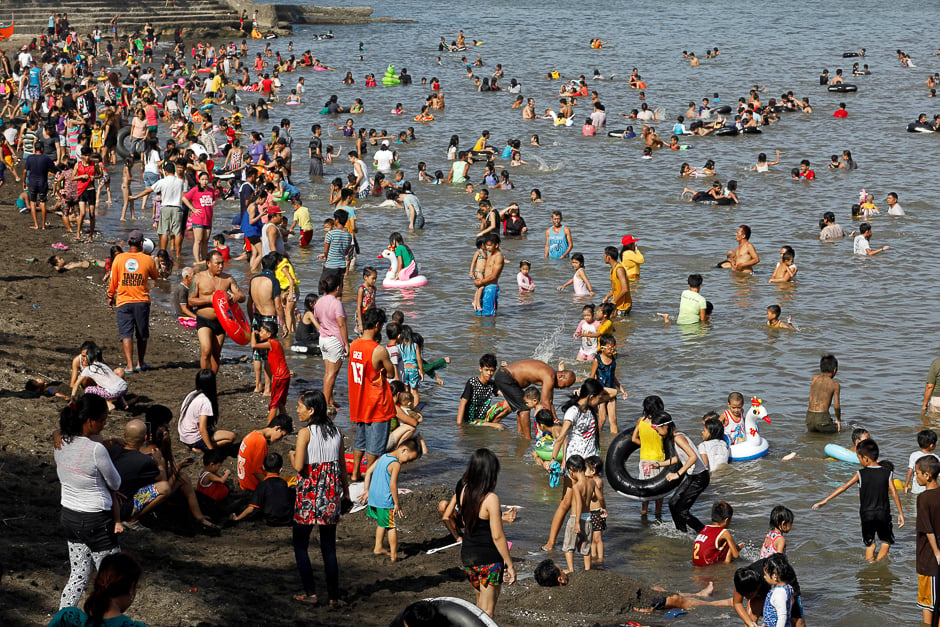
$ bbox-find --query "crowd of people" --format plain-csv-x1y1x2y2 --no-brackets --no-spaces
2,10,934,627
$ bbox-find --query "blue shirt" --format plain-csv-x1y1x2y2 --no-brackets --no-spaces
367,453,396,509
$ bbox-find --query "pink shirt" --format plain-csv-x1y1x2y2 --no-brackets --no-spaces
313,294,346,339
185,187,216,226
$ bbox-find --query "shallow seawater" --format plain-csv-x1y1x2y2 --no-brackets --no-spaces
90,0,940,621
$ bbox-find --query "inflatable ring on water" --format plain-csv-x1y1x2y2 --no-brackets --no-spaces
389,597,499,627
908,122,935,133
605,431,681,501
715,126,739,136
827,84,857,92
715,105,732,114
824,443,905,489
534,443,563,461
842,52,861,57
211,290,251,345
115,126,132,159
742,127,763,134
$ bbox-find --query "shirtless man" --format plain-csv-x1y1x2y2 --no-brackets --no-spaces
806,354,841,433
722,225,760,273
474,232,504,316
188,250,244,372
247,252,283,394
523,98,536,120
493,358,576,439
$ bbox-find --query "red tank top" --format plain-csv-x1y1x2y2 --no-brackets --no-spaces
692,524,729,566
267,339,289,379
196,470,230,501
75,162,96,195
348,337,395,424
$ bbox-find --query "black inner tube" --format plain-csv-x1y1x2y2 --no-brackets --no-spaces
604,431,681,501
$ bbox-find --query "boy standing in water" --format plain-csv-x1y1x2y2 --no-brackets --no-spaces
812,439,904,562
806,354,841,433
915,455,940,625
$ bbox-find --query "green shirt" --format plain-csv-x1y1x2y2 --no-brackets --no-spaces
676,289,706,325
395,244,414,269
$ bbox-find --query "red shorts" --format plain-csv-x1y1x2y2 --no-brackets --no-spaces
299,230,313,246
269,375,290,410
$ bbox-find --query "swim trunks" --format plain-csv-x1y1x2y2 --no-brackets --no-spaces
492,368,527,413
463,562,503,590
590,508,607,532
805,409,838,433
474,283,499,316
562,513,591,555
366,505,394,529
196,314,225,336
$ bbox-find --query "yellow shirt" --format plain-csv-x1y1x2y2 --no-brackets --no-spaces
292,205,313,232
638,418,665,461
472,136,487,152
609,263,632,312
275,258,299,293
620,248,645,281
595,319,613,336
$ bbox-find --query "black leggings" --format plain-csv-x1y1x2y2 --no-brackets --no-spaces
668,471,710,533
292,522,339,600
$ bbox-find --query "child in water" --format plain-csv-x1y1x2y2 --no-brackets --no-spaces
766,305,795,330
573,304,598,360
557,253,594,296
517,260,535,293
584,455,607,564
760,505,794,558
590,334,627,433
468,237,488,311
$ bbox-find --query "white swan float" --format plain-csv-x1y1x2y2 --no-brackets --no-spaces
728,397,770,461
378,247,428,289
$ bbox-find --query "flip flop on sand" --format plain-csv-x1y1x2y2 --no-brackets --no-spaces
293,593,318,605
329,599,348,608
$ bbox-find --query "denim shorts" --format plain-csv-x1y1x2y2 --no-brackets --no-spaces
354,420,391,457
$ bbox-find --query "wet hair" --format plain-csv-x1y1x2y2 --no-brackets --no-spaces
298,389,336,439
457,448,500,533
534,409,555,428
571,252,585,267
688,273,703,289
856,438,879,461
524,387,541,402
769,505,794,531
643,395,664,418
734,566,762,597
738,224,752,240
598,333,616,348
763,553,795,584
820,354,838,374
917,454,940,481
768,304,782,318
83,552,143,624
851,427,870,445
479,353,497,369
565,454,586,473
535,558,563,587
59,394,109,443
585,455,603,474
918,429,938,449
711,500,734,523
604,245,619,260
703,417,724,442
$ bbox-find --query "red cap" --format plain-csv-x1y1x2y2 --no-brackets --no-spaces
621,235,639,246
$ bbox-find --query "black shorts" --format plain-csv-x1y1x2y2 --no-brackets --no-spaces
79,187,96,204
116,302,151,341
493,368,527,413
28,186,48,203
861,514,894,546
196,314,225,336
60,508,119,552
247,235,262,246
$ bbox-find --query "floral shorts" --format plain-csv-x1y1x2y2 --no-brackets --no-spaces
463,562,503,590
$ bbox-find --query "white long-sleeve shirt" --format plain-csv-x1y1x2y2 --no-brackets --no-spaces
54,437,121,512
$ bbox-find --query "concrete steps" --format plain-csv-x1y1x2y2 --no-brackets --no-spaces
5,0,241,36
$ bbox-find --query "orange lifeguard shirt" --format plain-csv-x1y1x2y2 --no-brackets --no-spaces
107,252,157,307
348,338,395,424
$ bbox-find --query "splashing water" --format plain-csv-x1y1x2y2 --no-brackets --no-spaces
530,322,566,363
